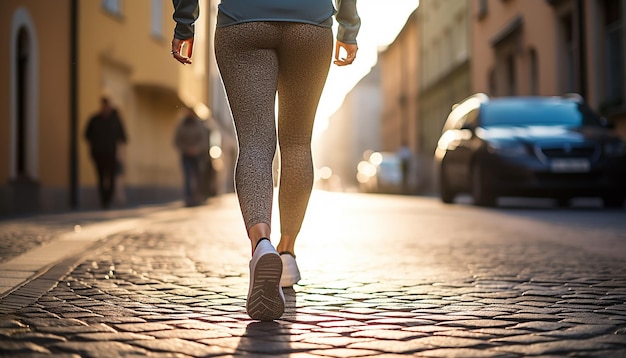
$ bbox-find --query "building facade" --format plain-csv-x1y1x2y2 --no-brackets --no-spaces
379,10,420,193
0,0,211,215
472,0,626,137
417,0,472,194
314,65,382,191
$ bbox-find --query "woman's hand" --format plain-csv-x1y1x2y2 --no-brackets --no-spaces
171,37,194,65
334,40,358,66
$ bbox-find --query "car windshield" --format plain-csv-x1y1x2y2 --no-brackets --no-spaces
480,99,604,127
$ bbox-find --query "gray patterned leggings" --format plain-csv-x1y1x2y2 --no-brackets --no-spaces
215,22,333,236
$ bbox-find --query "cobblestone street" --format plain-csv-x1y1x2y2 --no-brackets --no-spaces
1,192,626,357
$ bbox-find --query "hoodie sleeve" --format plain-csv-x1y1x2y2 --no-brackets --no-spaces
335,0,360,45
172,0,199,39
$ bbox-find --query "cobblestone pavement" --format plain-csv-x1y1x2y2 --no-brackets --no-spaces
1,192,625,357
0,204,176,264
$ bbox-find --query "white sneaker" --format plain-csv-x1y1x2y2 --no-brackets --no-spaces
246,240,285,321
280,253,301,287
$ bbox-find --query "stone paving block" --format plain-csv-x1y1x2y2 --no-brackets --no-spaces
274,322,320,331
432,329,497,340
35,323,116,335
73,332,156,341
436,319,515,329
9,332,67,344
413,314,477,322
537,324,618,338
514,307,562,314
490,333,557,344
471,328,533,337
312,326,361,334
0,340,51,354
494,313,559,321
82,316,148,325
350,324,404,331
591,333,626,345
365,318,435,326
404,325,457,334
147,328,232,340
307,348,383,357
417,347,517,358
351,329,426,341
347,338,432,354
299,336,375,347
201,335,331,354
18,318,88,328
557,312,625,325
290,332,341,342
494,340,619,356
510,321,572,331
58,312,103,319
52,341,148,357
412,336,489,349
584,349,626,358
0,317,28,328
450,310,509,319
114,322,175,332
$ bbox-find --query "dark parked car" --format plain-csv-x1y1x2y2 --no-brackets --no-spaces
435,93,626,207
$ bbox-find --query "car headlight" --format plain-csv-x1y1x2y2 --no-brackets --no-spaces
487,141,528,157
604,141,626,157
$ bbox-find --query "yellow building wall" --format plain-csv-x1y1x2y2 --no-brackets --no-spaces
0,4,11,183
0,1,71,211
77,0,208,204
37,2,71,188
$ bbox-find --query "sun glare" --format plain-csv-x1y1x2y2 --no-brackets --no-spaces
314,1,420,138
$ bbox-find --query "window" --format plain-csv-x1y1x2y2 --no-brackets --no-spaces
16,28,30,179
477,0,488,19
488,69,496,96
102,0,121,15
603,0,624,103
559,12,577,93
151,0,163,38
528,48,538,95
505,54,516,96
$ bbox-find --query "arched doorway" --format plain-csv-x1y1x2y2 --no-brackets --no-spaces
10,8,40,212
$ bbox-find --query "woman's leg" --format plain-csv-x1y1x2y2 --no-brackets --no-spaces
214,23,281,252
275,24,334,255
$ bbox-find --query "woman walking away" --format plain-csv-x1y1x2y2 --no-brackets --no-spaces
171,0,360,321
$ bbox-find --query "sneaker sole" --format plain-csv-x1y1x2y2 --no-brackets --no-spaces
247,254,284,321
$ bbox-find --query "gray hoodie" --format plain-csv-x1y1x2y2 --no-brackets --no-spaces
172,0,360,44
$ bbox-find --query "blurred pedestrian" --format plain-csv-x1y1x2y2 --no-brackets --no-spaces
174,107,209,207
172,0,360,321
85,96,127,209
398,142,412,194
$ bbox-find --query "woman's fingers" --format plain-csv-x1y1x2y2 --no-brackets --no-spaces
171,38,194,65
334,41,357,66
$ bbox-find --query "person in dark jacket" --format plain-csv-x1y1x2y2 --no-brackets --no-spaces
85,96,127,209
171,0,360,321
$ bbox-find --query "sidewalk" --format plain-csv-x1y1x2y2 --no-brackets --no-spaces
1,192,625,357
0,202,180,297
